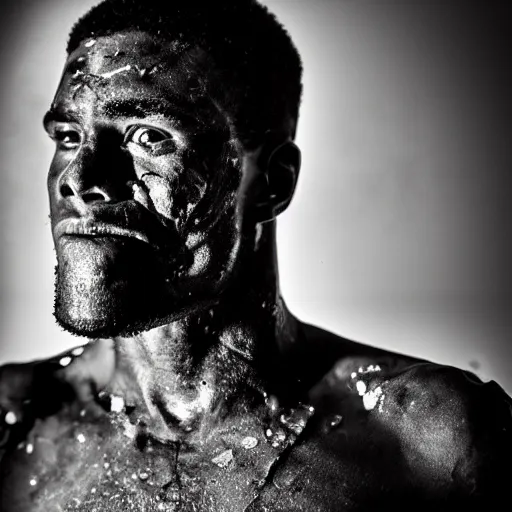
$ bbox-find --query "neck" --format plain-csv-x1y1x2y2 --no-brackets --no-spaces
107,222,302,443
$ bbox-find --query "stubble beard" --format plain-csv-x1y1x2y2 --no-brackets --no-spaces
53,241,174,338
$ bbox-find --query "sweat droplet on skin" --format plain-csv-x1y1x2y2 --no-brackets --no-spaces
59,356,73,367
266,395,279,414
362,386,384,411
71,346,85,357
356,381,367,396
328,415,343,429
241,436,258,450
4,411,17,425
138,471,150,481
211,449,233,468
29,477,37,486
110,395,125,413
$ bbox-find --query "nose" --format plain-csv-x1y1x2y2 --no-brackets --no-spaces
60,180,112,204
56,131,133,205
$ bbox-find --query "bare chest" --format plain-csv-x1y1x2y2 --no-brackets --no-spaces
0,409,441,512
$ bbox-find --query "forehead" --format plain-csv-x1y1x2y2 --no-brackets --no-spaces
53,31,222,128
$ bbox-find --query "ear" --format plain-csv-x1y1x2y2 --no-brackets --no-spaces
252,139,301,224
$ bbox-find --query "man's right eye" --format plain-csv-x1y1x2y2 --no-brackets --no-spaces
50,126,81,149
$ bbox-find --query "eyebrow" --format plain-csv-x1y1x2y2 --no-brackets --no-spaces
43,97,206,132
102,98,202,127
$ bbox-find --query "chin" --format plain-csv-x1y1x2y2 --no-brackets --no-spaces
52,266,218,339
53,286,174,339
53,261,175,338
52,234,238,338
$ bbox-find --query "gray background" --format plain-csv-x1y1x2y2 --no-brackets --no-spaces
0,1,510,392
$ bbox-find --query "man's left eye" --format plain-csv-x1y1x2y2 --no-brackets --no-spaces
127,127,172,148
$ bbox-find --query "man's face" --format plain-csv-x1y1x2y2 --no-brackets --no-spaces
45,32,248,337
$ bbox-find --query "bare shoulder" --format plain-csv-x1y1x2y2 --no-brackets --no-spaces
308,341,512,504
0,340,115,453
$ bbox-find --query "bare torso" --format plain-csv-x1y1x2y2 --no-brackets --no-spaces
1,324,510,511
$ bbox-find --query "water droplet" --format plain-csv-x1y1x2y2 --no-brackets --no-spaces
266,395,279,414
123,421,136,439
5,411,17,425
77,433,86,443
110,395,125,413
29,477,37,486
265,429,273,438
59,356,72,367
212,449,233,468
362,386,383,411
72,347,85,357
241,436,258,450
26,443,34,454
356,381,367,396
138,471,150,481
327,415,343,430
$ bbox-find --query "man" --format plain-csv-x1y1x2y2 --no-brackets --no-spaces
0,1,510,510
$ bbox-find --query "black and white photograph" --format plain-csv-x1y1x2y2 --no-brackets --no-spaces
0,1,511,510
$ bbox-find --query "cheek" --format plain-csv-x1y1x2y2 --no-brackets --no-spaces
142,174,175,219
182,194,242,281
134,154,206,228
134,149,240,233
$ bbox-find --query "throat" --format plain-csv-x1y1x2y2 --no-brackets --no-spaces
107,318,273,443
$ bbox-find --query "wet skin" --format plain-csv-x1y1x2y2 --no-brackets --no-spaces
0,336,511,511
45,31,251,338
1,31,512,511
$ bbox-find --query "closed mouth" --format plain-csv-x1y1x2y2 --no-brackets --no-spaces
54,218,149,244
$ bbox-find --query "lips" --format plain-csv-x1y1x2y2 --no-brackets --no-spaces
54,217,149,244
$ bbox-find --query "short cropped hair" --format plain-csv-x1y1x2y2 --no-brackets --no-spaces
67,0,303,149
